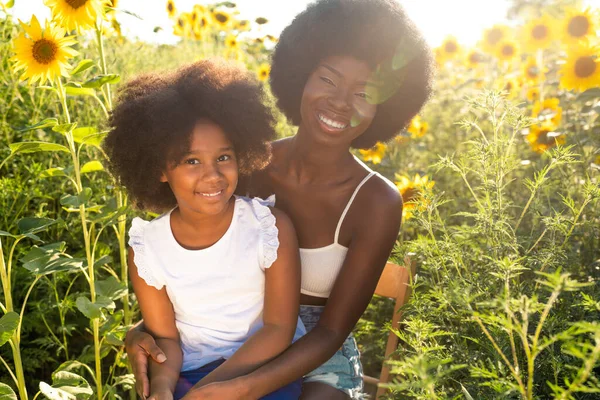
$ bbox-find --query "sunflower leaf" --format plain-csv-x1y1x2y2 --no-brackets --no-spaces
82,74,121,88
0,382,17,400
17,217,60,235
80,161,104,174
17,118,58,132
9,142,70,155
71,59,96,76
0,312,19,347
65,83,96,96
40,167,67,179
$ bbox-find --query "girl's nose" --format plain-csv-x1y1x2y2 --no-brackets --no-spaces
202,162,223,182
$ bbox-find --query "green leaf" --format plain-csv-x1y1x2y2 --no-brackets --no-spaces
0,312,19,347
0,383,17,400
39,381,76,400
80,132,107,147
80,161,104,174
71,59,95,76
76,296,115,319
5,0,15,8
65,83,95,96
40,167,67,179
52,123,77,135
105,332,124,346
82,74,121,88
17,118,58,132
60,188,92,208
9,142,70,155
95,276,127,300
0,231,15,238
17,217,59,235
50,371,93,398
21,243,84,276
576,87,600,102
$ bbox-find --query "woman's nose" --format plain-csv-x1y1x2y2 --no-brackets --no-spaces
327,87,352,112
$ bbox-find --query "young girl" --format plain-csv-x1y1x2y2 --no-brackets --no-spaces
103,60,305,400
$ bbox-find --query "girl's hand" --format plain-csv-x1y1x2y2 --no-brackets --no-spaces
125,327,167,398
147,389,174,400
181,379,249,400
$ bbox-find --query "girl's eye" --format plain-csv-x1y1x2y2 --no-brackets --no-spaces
320,76,335,86
184,158,199,165
218,154,232,162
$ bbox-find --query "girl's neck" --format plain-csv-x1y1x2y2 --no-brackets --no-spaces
170,197,236,250
285,128,357,184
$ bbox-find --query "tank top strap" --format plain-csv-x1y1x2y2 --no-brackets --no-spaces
334,171,377,244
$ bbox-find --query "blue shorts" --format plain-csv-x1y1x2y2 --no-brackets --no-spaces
174,359,302,399
300,305,364,399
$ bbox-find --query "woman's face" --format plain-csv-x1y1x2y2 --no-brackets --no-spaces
299,55,378,146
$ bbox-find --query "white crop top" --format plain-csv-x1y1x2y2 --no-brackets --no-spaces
266,171,376,298
128,196,306,371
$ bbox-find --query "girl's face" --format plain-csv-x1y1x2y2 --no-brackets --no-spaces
161,120,238,216
299,55,378,146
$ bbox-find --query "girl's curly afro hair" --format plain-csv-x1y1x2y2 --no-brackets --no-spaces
270,0,435,149
103,59,277,212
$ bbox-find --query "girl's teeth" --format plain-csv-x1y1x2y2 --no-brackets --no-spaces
201,190,222,197
319,114,347,129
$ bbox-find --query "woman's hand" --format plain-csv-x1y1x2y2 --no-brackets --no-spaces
181,379,249,400
125,326,167,398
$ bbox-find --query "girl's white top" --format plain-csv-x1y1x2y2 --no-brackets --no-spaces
128,195,306,372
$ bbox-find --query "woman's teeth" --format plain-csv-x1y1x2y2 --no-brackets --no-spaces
319,114,348,129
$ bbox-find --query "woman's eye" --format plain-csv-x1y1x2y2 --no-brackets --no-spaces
355,92,369,99
320,76,335,86
218,154,232,162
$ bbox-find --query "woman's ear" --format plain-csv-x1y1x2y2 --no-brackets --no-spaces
160,172,168,183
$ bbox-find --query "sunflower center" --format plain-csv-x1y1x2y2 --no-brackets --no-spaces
32,39,58,64
402,187,419,204
505,81,513,91
215,13,228,23
574,56,596,78
178,18,184,28
537,130,556,145
502,45,515,57
65,0,89,9
445,41,458,53
469,53,481,63
532,24,548,40
260,70,268,78
527,66,539,78
487,28,503,45
568,15,589,37
167,3,173,12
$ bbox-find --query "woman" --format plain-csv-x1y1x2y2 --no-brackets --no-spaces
126,0,434,398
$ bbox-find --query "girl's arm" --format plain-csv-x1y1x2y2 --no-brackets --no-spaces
221,180,403,398
128,248,182,398
189,208,301,388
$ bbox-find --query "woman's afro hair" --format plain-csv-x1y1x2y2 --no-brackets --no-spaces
103,59,277,212
270,0,435,149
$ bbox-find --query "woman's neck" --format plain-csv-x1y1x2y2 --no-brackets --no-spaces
284,129,357,184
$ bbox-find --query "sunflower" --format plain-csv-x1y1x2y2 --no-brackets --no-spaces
255,17,268,25
532,97,562,126
521,14,555,52
439,36,461,61
212,10,231,29
495,39,519,62
11,15,78,85
173,12,192,38
522,56,545,83
526,86,540,102
559,43,600,92
526,121,565,153
235,19,250,32
44,0,106,32
358,142,386,164
194,13,210,32
394,173,435,220
257,63,270,82
562,7,597,45
224,34,239,50
497,76,522,99
465,49,484,69
166,0,176,19
407,115,428,139
480,24,512,54
193,4,207,15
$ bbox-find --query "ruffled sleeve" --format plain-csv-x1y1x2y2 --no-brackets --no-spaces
251,197,279,270
128,217,165,290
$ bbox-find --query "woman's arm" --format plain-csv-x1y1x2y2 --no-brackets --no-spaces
233,180,403,398
128,248,182,398
188,208,301,388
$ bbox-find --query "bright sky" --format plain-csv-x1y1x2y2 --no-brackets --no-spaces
7,0,600,48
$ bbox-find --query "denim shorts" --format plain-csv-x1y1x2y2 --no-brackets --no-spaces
300,305,364,399
174,359,302,399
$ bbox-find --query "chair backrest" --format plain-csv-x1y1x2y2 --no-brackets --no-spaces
363,258,415,398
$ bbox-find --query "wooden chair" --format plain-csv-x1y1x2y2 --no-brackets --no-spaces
362,258,416,399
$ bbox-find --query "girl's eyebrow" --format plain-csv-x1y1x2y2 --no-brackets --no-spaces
185,146,235,154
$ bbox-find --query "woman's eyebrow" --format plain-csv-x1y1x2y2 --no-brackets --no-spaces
320,63,381,87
